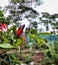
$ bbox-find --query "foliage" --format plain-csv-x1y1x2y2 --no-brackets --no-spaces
0,53,20,65
42,41,58,65
0,9,9,24
0,10,23,64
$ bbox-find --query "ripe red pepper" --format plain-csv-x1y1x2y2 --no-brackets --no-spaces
16,24,25,36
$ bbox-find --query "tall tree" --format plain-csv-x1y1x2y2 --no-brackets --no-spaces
4,0,43,23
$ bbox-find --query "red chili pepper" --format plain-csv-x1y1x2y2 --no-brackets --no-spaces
16,24,25,36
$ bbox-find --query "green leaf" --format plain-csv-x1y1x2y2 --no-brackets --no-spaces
14,39,23,46
0,10,4,17
0,43,14,48
3,37,8,43
36,38,43,45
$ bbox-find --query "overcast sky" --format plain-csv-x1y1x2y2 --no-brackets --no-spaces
36,0,58,14
0,0,9,7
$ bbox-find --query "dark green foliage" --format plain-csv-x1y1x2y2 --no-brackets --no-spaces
0,53,20,65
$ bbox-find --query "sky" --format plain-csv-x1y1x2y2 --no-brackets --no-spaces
35,0,58,14
0,0,9,7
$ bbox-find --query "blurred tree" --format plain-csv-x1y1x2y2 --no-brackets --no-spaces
51,14,58,34
4,0,43,23
4,0,58,34
39,12,51,31
39,12,58,34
